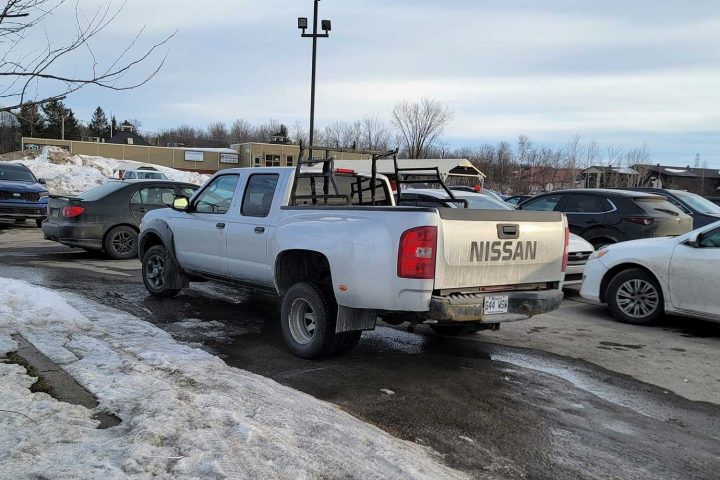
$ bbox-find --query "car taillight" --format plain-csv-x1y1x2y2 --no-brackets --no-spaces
62,206,85,218
561,227,570,273
624,216,654,226
398,226,437,279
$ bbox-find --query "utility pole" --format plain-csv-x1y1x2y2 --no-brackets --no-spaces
298,0,331,162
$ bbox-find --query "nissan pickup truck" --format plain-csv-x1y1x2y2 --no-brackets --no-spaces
139,160,568,358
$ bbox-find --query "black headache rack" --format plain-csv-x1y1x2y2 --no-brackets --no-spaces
289,144,467,208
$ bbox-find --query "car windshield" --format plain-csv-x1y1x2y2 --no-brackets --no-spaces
0,165,36,182
79,182,127,200
673,190,720,215
458,195,513,210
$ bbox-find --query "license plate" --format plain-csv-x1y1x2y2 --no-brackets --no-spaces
484,295,509,315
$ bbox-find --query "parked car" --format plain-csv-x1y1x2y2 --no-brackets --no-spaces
398,189,593,286
0,162,48,227
505,195,533,206
518,189,693,249
43,180,198,259
122,169,169,180
139,166,568,358
619,188,720,229
706,196,720,207
580,220,720,325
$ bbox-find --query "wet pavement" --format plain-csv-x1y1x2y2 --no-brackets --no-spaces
2,225,720,479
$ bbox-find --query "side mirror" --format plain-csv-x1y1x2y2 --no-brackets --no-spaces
685,232,701,248
38,178,47,185
172,195,190,211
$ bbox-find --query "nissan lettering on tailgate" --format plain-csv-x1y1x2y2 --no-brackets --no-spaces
470,240,538,262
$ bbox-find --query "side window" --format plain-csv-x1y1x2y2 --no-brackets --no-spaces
242,174,279,217
522,195,561,211
140,186,176,206
664,196,692,214
700,228,720,248
563,194,605,213
130,191,142,204
194,175,240,214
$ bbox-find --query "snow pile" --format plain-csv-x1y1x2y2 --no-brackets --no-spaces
10,147,209,196
0,278,466,480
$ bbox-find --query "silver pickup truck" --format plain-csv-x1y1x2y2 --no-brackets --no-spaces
139,158,568,358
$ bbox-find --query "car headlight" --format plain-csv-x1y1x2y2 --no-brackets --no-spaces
589,249,609,261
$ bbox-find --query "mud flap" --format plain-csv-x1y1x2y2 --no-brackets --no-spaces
336,305,377,333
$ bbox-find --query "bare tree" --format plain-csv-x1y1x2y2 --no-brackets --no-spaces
391,98,452,159
230,119,253,143
358,115,391,151
0,0,175,114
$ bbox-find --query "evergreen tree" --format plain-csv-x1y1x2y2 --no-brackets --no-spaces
18,104,45,138
41,100,80,140
88,106,111,138
111,115,118,136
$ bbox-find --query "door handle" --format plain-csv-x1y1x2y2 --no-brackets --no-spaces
216,222,226,229
254,226,265,234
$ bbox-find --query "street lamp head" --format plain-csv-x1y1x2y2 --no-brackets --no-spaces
321,19,332,32
298,17,308,30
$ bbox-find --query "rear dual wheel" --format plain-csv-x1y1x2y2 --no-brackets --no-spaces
281,282,361,359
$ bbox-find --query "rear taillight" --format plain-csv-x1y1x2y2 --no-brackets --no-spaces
398,226,437,279
624,216,654,226
561,227,570,273
62,206,85,218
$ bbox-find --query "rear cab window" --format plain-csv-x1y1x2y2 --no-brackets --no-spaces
242,174,279,217
293,174,391,206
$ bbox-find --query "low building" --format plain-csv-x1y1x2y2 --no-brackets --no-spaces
632,164,720,196
581,166,639,189
106,121,150,146
231,142,375,168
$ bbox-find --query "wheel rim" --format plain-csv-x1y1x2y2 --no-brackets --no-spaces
616,279,659,319
288,298,316,345
112,231,135,255
144,254,166,290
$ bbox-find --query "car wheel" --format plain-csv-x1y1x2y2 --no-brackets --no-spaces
606,268,664,325
142,245,181,298
281,282,340,359
104,226,138,260
36,219,43,228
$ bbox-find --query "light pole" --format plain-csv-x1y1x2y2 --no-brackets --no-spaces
298,0,331,162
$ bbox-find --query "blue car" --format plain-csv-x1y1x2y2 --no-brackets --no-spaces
0,163,49,227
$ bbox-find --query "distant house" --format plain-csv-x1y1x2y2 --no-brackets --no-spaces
632,164,720,196
106,121,150,146
581,166,639,189
514,166,580,193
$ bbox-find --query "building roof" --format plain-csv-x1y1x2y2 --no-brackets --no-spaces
582,166,639,175
106,130,151,146
636,164,720,179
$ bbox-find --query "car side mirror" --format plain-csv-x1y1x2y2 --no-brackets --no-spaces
172,195,190,211
38,178,47,185
685,232,701,248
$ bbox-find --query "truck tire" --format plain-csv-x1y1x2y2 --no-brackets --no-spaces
36,219,43,228
104,225,138,260
142,245,181,298
606,268,664,325
281,282,339,359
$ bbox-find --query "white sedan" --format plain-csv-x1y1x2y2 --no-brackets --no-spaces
580,221,720,325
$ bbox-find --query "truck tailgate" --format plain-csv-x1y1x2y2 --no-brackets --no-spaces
434,209,566,290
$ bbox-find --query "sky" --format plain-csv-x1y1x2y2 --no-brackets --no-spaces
12,0,720,167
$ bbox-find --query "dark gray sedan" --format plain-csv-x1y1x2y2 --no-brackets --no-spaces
43,180,199,259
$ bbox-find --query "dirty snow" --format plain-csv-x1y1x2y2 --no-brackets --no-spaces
9,147,209,195
0,277,466,480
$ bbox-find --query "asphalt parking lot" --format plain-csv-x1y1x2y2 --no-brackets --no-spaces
2,224,719,479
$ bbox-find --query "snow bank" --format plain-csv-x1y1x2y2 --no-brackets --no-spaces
10,147,210,195
0,278,466,480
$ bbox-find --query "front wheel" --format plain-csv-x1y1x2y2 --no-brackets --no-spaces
606,268,663,325
104,225,138,260
281,282,341,359
142,245,181,298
